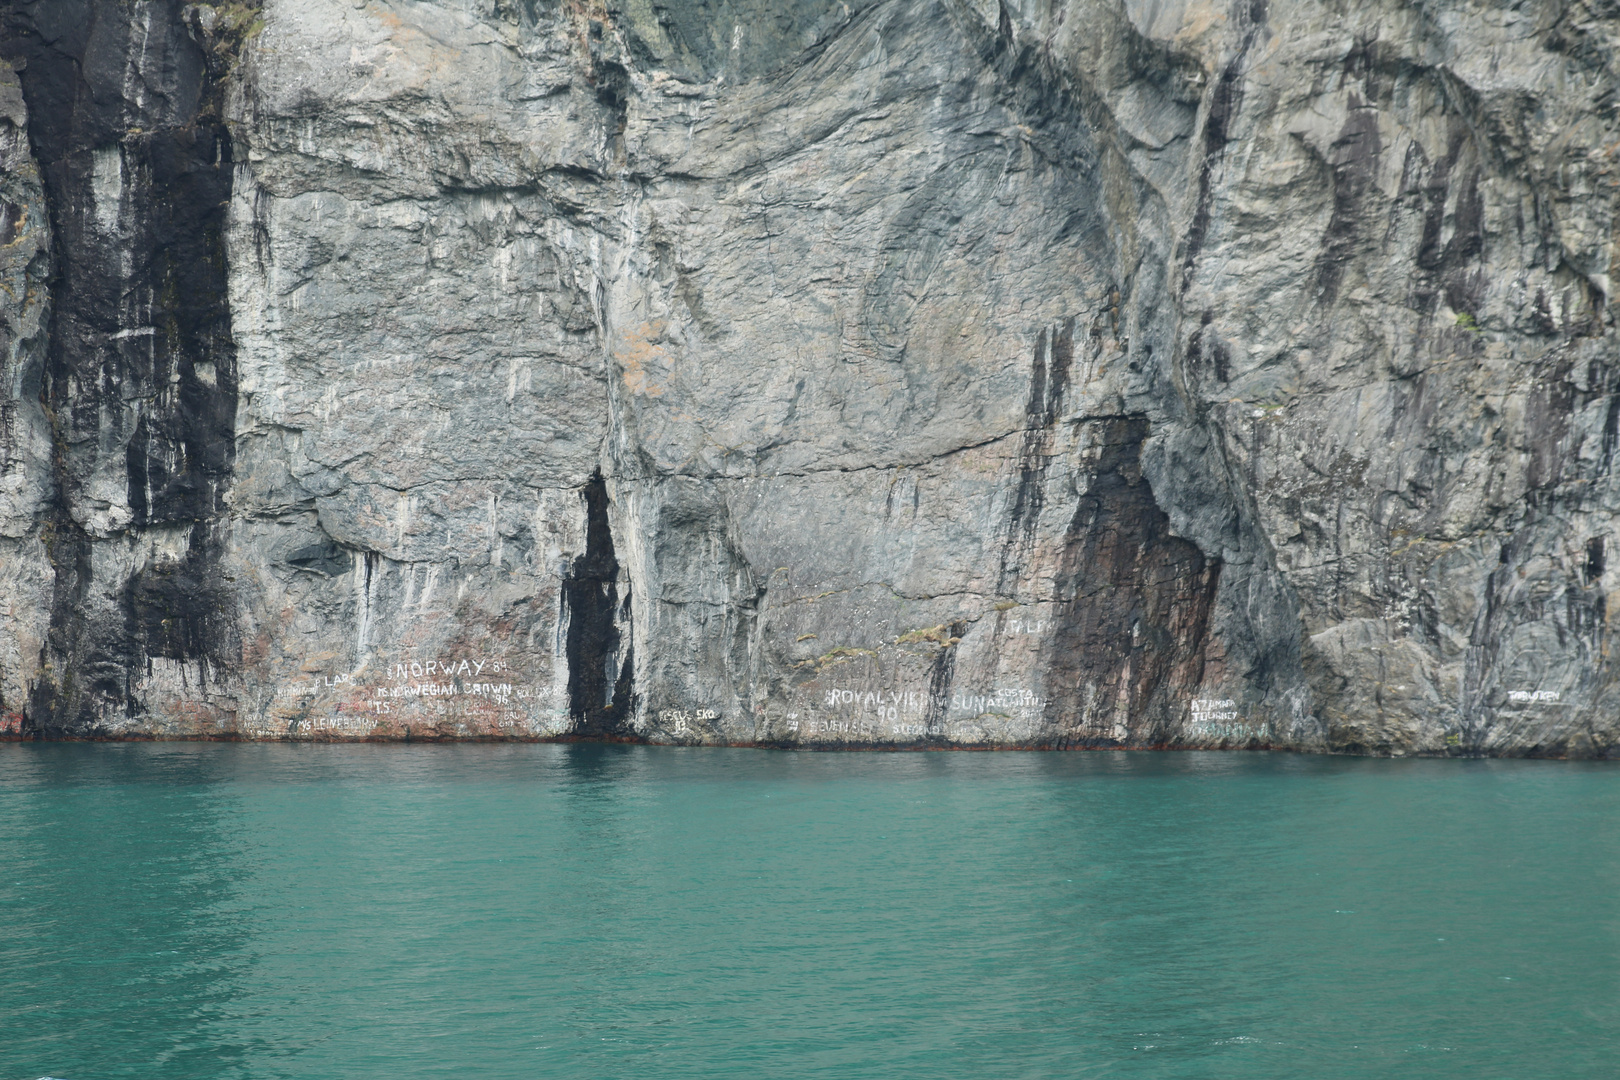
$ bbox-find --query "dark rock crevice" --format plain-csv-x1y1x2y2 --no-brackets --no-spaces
562,473,638,738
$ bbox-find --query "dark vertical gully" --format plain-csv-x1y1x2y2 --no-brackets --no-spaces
562,474,637,738
1043,418,1222,745
1179,0,1268,290
1,1,252,733
996,318,1074,595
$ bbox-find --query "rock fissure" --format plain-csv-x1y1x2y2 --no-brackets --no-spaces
561,472,636,738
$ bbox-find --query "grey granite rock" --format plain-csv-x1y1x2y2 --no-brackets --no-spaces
1,0,1616,755
0,59,51,734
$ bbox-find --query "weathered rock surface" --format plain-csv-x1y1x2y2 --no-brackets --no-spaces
1,0,1617,756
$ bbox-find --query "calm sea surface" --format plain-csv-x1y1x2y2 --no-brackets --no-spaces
0,744,1615,1079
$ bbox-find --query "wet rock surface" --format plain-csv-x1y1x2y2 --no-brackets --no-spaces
0,0,1616,756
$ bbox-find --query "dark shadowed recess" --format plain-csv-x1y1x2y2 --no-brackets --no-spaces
1042,418,1222,746
562,475,638,739
994,313,1222,746
0,0,251,733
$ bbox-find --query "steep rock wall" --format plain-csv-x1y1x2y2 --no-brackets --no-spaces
0,0,1616,755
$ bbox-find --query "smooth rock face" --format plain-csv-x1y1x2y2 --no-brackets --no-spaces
0,0,1616,755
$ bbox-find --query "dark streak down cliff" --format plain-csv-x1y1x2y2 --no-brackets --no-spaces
2,0,253,734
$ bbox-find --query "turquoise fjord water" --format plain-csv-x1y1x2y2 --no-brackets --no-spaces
0,746,1615,1080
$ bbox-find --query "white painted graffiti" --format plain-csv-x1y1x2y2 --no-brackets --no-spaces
275,651,560,733
821,687,1043,716
374,682,517,700
787,718,924,738
658,708,719,734
387,658,509,681
292,715,377,735
1187,722,1266,741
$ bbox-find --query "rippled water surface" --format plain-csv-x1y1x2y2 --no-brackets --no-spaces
0,744,1615,1079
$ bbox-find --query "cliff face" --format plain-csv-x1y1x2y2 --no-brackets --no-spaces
1,0,1616,756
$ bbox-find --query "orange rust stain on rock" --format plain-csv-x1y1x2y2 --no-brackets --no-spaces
616,320,668,396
